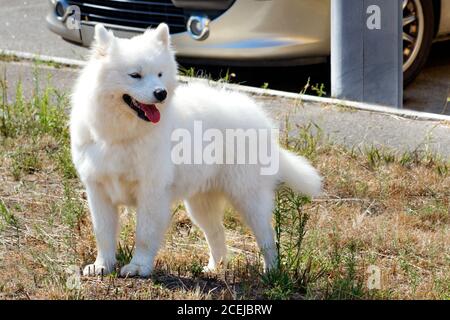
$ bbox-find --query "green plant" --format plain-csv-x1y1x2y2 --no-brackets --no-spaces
116,242,134,266
436,162,448,176
290,123,322,160
60,181,85,230
10,145,42,180
218,68,236,83
56,145,78,179
1,69,69,140
189,260,204,278
0,69,12,138
311,83,327,97
262,187,324,299
365,146,382,169
179,66,196,77
326,240,367,300
0,199,19,229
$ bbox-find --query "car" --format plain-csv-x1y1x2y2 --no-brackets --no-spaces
47,0,450,85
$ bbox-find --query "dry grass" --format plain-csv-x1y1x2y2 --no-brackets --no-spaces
0,74,449,300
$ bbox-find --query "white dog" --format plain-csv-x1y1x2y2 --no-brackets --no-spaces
70,23,322,277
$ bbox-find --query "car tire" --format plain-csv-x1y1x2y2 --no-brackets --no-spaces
403,0,435,87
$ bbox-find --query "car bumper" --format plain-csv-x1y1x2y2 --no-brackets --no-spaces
46,0,331,66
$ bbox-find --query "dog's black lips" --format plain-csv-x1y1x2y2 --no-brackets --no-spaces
122,94,150,122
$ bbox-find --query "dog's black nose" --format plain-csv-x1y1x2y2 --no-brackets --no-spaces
153,88,167,102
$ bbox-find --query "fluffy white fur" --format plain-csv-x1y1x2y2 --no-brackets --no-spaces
71,23,322,277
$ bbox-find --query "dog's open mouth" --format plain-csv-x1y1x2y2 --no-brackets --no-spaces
123,94,160,124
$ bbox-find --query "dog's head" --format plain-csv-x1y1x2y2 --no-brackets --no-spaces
90,23,177,125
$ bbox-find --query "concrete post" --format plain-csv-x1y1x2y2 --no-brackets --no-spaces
331,0,403,108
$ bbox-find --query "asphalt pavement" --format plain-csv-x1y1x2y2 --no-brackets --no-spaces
0,0,87,60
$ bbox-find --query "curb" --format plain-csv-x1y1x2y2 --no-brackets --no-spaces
2,49,449,122
0,49,86,68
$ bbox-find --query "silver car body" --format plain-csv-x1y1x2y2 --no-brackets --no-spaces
47,0,450,65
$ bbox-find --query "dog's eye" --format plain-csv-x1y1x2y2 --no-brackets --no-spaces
129,73,142,79
158,72,163,78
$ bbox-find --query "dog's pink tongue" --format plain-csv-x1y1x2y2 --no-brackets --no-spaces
139,103,160,123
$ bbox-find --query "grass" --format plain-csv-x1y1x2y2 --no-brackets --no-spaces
0,69,449,300
178,65,329,100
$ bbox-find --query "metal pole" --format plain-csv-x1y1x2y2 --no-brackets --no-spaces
331,0,403,108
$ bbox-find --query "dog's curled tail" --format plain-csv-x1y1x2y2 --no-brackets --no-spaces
278,149,322,197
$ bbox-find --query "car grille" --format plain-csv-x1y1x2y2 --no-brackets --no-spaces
67,0,187,34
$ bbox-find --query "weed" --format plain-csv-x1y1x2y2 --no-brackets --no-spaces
179,66,196,78
189,260,205,278
300,78,311,96
0,69,12,138
326,239,367,299
117,242,134,266
56,145,78,179
0,199,19,229
262,187,325,299
289,123,322,160
311,83,327,97
400,151,414,167
294,78,311,108
60,181,85,231
218,69,236,83
10,144,42,180
436,162,448,176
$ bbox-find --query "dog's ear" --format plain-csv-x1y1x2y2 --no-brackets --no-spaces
93,24,115,57
154,23,170,46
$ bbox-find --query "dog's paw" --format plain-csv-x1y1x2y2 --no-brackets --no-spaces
202,265,215,274
83,263,114,276
120,262,153,278
202,256,227,274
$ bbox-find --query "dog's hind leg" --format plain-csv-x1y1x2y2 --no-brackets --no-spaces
184,192,227,272
231,188,277,271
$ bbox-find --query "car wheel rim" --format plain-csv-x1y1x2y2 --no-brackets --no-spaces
403,0,425,72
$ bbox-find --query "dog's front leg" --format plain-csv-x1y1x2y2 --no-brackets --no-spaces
83,182,119,276
120,192,171,278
